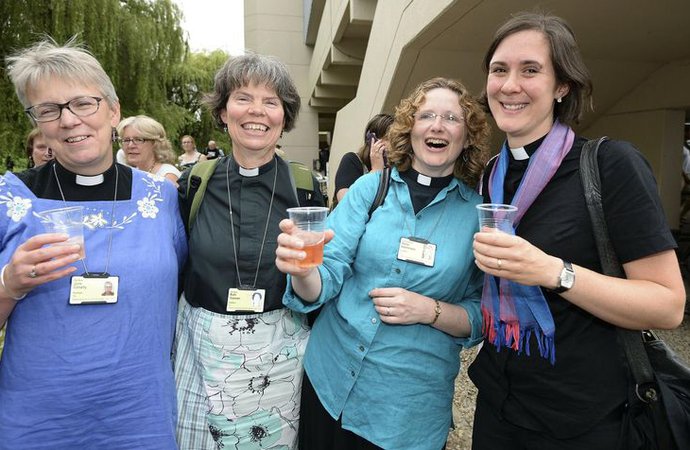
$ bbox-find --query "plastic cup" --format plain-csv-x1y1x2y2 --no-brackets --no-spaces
476,203,517,233
39,206,86,259
287,207,328,268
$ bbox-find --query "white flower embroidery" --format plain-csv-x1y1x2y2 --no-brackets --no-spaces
84,211,108,229
3,195,32,222
137,196,159,218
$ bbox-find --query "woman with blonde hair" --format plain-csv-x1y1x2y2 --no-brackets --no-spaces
117,115,181,185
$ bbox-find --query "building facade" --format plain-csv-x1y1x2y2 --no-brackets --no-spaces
245,0,690,226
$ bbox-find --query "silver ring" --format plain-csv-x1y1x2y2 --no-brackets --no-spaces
497,258,503,270
386,307,391,316
28,266,38,278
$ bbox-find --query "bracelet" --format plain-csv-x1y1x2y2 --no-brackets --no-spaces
430,300,442,325
0,264,27,301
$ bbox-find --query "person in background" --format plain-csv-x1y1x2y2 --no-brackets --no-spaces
332,113,393,206
4,156,14,172
25,128,54,168
177,134,201,170
202,140,224,160
0,38,186,449
469,12,685,450
276,77,489,449
117,115,181,186
174,51,324,450
680,124,690,220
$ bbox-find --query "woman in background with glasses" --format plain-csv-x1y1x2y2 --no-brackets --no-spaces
276,77,489,449
25,128,54,168
117,115,181,186
0,39,186,449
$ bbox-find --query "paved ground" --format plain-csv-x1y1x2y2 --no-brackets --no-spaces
446,307,690,450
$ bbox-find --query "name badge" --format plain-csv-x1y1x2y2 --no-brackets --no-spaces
397,237,436,267
69,273,119,305
227,287,265,313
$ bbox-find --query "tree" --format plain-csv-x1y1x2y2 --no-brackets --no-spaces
0,0,228,166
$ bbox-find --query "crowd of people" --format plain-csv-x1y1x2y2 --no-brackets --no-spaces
0,10,685,450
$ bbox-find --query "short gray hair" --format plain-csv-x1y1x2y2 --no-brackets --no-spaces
205,52,301,132
6,37,118,109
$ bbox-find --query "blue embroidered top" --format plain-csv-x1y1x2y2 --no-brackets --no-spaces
0,169,187,449
283,168,484,449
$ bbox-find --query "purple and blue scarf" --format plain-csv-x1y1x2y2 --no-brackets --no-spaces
481,121,574,364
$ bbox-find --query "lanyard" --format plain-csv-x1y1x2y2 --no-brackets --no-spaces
52,162,118,275
224,156,278,289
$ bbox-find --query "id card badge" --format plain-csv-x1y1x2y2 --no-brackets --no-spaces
397,237,436,267
69,273,119,305
227,287,266,313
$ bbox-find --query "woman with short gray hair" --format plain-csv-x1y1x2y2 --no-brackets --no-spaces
174,51,324,449
0,39,186,448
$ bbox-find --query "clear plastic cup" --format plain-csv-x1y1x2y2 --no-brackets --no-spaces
287,207,328,268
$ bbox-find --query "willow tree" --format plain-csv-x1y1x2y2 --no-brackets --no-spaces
0,0,219,167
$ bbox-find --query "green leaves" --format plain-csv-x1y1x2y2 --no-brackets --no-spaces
0,0,230,168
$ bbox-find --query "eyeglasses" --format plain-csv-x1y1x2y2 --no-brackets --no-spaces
119,137,153,145
413,111,464,126
25,96,103,123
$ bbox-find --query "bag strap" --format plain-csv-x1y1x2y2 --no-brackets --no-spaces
186,159,220,232
187,157,315,231
579,137,658,397
368,166,391,219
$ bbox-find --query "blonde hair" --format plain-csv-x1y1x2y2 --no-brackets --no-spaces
116,115,176,165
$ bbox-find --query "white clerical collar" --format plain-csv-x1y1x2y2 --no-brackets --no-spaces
238,166,260,177
509,146,530,161
75,174,105,186
416,173,432,186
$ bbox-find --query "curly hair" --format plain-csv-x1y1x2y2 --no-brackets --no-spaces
116,115,176,165
387,77,490,187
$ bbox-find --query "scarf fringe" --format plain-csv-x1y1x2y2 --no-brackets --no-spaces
482,307,556,364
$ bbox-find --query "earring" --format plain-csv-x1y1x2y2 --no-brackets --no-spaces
556,97,563,103
111,127,118,143
223,125,228,133
280,130,284,139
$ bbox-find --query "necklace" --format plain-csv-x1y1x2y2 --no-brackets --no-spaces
224,156,278,289
147,160,157,173
52,162,119,275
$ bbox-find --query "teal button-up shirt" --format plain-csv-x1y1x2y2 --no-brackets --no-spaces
284,168,483,449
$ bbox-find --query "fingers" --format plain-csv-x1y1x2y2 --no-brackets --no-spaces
4,235,82,297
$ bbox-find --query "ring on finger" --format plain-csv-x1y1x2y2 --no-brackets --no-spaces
496,258,503,270
28,265,38,279
386,306,391,316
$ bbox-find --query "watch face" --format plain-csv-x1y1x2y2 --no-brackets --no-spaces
561,267,575,289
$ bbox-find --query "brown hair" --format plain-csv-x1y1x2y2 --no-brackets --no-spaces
357,113,394,170
25,128,44,168
482,11,593,125
387,77,490,187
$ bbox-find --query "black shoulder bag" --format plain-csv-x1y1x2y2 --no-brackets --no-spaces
580,137,690,450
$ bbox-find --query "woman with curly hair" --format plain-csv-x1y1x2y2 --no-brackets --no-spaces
276,77,490,449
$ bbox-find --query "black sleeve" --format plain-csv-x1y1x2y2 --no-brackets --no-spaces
334,152,365,193
598,139,676,263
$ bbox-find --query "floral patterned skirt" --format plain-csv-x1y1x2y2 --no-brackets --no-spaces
174,297,310,450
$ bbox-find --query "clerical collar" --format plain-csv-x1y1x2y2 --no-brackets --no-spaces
231,156,277,178
509,135,547,161
403,167,454,188
53,160,115,186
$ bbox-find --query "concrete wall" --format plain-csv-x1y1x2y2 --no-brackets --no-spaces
245,0,319,168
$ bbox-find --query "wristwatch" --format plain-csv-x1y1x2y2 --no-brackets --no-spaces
552,260,575,293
